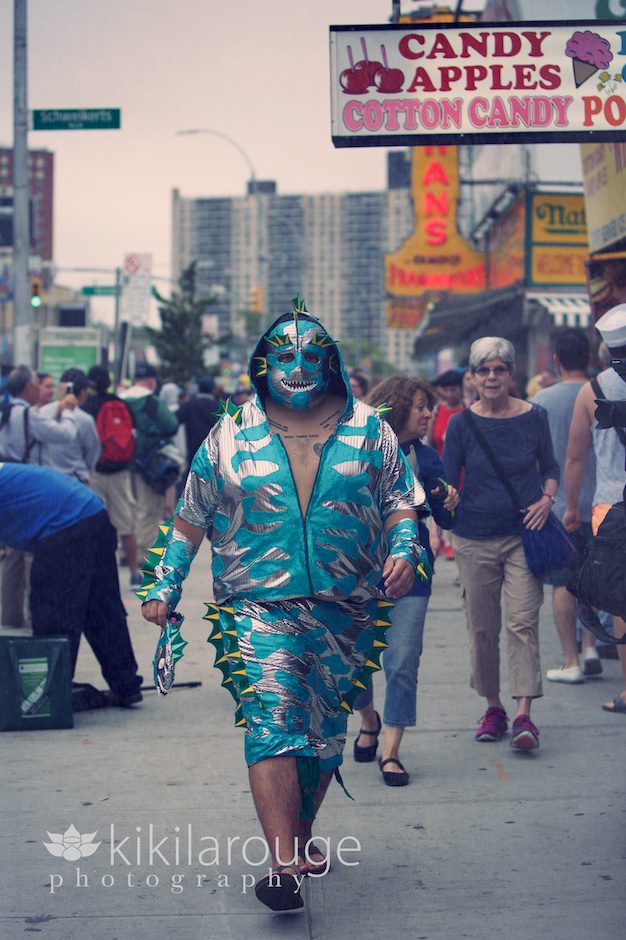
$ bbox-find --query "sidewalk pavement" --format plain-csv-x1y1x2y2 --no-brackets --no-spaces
1,546,625,940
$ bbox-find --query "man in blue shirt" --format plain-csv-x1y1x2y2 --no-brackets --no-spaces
0,463,142,705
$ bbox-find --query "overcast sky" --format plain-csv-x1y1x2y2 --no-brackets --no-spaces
1,0,587,324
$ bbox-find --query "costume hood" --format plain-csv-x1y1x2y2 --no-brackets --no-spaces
248,299,353,410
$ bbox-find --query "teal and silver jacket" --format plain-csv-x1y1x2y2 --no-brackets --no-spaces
152,315,426,605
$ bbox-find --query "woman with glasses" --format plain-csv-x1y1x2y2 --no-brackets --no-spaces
442,338,560,750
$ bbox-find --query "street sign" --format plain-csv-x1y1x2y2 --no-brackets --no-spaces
38,327,101,380
31,109,121,131
81,285,117,296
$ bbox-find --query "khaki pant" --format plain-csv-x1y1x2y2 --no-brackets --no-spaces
452,532,544,700
130,472,165,567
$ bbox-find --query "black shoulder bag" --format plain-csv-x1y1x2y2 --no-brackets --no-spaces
462,409,577,578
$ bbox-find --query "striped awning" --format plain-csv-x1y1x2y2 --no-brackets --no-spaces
526,293,591,328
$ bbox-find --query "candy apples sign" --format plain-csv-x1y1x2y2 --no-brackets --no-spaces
330,21,626,147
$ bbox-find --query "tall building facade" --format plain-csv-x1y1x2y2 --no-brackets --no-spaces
0,147,54,262
172,162,416,373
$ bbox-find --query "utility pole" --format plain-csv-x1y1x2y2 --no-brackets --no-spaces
12,0,31,366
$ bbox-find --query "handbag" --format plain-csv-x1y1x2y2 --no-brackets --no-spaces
463,409,577,578
134,439,183,494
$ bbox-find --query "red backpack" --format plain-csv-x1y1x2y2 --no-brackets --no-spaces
95,399,135,471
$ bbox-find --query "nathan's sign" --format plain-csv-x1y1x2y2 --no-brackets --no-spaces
385,147,485,329
528,192,589,287
330,21,626,147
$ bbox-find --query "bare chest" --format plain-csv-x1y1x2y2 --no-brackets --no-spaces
267,402,343,515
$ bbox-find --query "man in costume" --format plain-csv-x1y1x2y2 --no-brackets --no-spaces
140,298,428,911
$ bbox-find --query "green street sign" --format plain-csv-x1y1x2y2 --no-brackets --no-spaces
31,108,121,131
81,285,117,296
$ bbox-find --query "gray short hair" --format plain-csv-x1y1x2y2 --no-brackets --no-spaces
7,365,34,397
469,337,515,371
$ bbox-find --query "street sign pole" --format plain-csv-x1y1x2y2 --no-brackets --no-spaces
13,0,31,366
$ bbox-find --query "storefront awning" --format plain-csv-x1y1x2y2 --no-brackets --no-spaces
525,293,591,328
414,284,525,355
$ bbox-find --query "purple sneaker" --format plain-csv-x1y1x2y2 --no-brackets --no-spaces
475,707,508,742
511,715,540,750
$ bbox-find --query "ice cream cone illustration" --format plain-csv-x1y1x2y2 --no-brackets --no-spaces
565,30,613,89
571,58,599,88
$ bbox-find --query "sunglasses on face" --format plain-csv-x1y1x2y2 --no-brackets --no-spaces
473,366,510,378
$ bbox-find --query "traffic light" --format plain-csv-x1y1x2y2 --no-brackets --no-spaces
30,277,43,308
249,286,264,314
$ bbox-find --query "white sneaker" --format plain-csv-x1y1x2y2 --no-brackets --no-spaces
546,665,584,684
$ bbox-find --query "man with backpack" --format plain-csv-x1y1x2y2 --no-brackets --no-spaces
0,366,77,629
564,305,626,714
83,365,140,588
120,363,179,569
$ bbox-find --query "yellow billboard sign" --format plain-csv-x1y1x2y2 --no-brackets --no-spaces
384,147,485,329
580,141,626,252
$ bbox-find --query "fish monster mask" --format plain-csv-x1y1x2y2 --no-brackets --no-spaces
257,300,337,410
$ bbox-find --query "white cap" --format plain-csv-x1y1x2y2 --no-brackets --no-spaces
596,304,626,349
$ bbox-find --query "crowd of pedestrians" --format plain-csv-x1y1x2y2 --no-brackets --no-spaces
0,306,624,739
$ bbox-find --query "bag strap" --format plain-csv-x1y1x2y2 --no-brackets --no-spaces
462,409,522,512
591,375,626,446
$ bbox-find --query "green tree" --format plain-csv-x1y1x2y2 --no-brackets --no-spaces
146,262,225,385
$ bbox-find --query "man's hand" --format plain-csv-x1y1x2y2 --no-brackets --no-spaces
142,600,168,629
562,507,581,533
382,556,415,599
57,394,77,414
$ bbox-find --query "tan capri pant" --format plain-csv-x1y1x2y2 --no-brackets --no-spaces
451,532,544,700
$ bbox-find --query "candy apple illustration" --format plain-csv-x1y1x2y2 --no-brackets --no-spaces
354,36,383,86
340,43,371,94
373,44,404,93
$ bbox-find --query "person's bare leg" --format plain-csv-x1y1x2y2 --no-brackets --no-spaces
121,533,139,580
354,700,379,748
248,756,300,870
515,695,533,718
552,586,580,668
604,616,626,710
581,627,597,653
379,725,405,774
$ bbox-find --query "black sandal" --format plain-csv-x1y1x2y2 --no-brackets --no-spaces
378,756,409,787
254,865,304,911
298,842,331,876
353,711,382,762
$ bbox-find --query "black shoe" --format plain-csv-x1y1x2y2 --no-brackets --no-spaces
378,757,409,787
353,711,381,762
255,866,304,911
105,690,143,708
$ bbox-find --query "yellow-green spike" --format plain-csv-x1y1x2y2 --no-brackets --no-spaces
220,606,235,615
376,403,392,417
266,332,292,348
353,680,368,690
340,700,353,713
373,640,389,648
240,686,255,696
364,660,382,671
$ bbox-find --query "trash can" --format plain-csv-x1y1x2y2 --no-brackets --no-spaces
0,636,73,731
